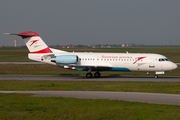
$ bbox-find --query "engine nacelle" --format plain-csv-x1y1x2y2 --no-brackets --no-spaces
51,55,78,64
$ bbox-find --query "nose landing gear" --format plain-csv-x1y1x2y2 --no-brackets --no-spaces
154,72,164,79
154,75,158,79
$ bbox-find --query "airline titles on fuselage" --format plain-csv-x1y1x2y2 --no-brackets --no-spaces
101,55,132,59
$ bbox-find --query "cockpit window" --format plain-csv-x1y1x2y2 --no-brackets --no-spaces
165,58,169,61
159,58,164,61
159,58,169,62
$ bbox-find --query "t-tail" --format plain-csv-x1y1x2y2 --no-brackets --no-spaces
4,31,67,64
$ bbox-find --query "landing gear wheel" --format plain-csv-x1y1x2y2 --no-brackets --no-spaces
86,73,93,78
154,75,158,79
94,72,101,78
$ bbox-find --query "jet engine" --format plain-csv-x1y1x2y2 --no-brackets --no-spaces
51,55,78,64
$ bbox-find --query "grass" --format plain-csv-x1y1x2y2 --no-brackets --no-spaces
1,47,180,119
1,81,180,94
0,93,180,120
0,47,180,61
0,64,180,76
0,48,30,61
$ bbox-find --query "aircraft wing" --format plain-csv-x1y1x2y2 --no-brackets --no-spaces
62,64,112,71
68,64,111,68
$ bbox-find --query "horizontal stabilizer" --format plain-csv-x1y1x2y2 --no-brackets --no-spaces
4,33,34,39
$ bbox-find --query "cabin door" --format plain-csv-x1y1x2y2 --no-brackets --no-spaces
149,58,155,68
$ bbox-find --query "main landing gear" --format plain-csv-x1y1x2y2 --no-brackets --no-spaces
86,72,101,78
94,72,101,78
86,73,93,78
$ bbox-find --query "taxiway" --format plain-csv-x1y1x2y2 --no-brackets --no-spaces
0,75,180,82
1,75,180,106
0,91,180,106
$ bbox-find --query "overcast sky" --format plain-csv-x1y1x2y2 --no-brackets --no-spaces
1,0,180,46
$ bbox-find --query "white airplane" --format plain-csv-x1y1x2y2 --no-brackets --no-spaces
5,31,177,78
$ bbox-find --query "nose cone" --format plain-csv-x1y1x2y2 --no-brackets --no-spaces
172,63,178,70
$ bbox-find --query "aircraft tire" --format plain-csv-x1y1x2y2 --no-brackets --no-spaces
154,75,158,79
86,73,93,78
94,72,101,78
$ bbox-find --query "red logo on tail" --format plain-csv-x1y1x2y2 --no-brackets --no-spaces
30,40,39,46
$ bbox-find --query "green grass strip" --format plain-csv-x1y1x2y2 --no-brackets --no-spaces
0,93,180,120
1,81,180,94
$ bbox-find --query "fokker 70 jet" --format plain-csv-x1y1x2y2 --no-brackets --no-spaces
5,31,177,78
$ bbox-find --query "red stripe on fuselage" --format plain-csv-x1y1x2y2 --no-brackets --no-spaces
30,47,52,54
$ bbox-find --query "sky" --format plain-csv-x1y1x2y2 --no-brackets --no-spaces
0,0,180,46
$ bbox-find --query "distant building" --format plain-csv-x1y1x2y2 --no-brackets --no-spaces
14,39,17,47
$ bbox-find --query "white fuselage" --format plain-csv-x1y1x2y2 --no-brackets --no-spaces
29,51,177,73
6,31,178,78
